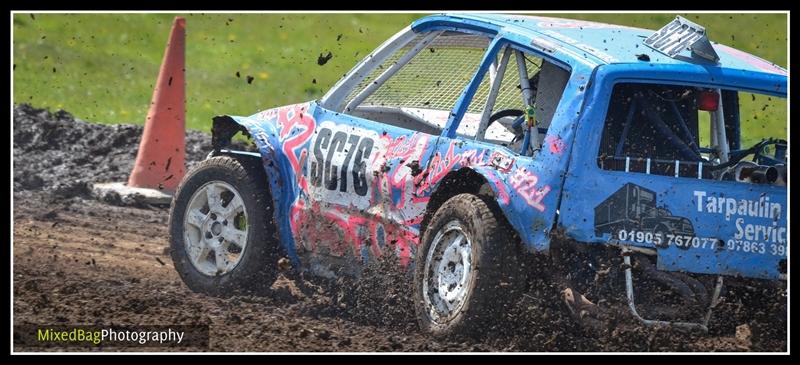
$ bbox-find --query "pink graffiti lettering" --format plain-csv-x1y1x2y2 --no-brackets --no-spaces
508,167,551,212
414,142,463,195
368,220,418,266
276,104,316,192
459,149,486,168
291,196,420,264
484,170,511,206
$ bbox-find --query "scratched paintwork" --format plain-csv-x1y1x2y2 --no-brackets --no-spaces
230,101,566,269
217,13,787,281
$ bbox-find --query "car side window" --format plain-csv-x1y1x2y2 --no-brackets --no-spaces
341,31,491,135
460,46,569,155
597,83,787,185
456,46,535,144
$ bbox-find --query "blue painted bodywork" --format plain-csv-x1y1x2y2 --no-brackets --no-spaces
558,65,786,280
223,112,303,266
217,13,787,280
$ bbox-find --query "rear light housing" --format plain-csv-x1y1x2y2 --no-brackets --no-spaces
698,90,720,111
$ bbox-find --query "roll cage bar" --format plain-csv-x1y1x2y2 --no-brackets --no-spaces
321,26,553,157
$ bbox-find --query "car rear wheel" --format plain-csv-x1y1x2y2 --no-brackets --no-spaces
169,155,280,296
414,193,525,338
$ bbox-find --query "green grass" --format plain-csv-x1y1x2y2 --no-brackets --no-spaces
13,13,422,130
13,12,786,145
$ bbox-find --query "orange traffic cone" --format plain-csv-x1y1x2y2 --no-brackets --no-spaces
128,16,186,192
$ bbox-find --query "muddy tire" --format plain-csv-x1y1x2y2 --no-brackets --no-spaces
169,155,280,296
414,193,525,338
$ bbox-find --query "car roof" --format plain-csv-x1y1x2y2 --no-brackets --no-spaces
415,13,787,77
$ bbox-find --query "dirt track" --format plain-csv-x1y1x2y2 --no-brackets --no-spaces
12,104,787,352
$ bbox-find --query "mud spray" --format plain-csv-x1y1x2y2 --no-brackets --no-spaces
12,104,786,352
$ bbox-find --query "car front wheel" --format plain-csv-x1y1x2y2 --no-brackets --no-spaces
168,155,280,296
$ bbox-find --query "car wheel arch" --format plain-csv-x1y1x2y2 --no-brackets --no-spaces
421,167,511,238
209,114,300,264
210,115,285,199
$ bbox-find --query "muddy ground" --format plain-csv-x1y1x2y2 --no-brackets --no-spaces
12,104,787,352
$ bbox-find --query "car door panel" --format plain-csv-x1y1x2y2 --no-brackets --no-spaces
290,105,438,271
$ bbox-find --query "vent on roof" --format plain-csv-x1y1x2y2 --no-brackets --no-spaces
644,16,719,63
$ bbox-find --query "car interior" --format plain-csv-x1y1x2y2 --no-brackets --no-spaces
597,83,787,185
341,30,570,157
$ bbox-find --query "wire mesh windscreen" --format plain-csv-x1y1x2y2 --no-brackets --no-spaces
346,32,542,117
346,33,492,112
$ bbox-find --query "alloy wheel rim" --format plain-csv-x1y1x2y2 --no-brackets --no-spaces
183,181,249,276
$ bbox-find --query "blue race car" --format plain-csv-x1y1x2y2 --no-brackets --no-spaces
169,14,787,337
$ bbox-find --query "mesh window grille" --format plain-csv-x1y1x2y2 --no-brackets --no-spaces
345,33,539,114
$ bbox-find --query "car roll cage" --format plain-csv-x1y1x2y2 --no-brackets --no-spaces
321,26,561,158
